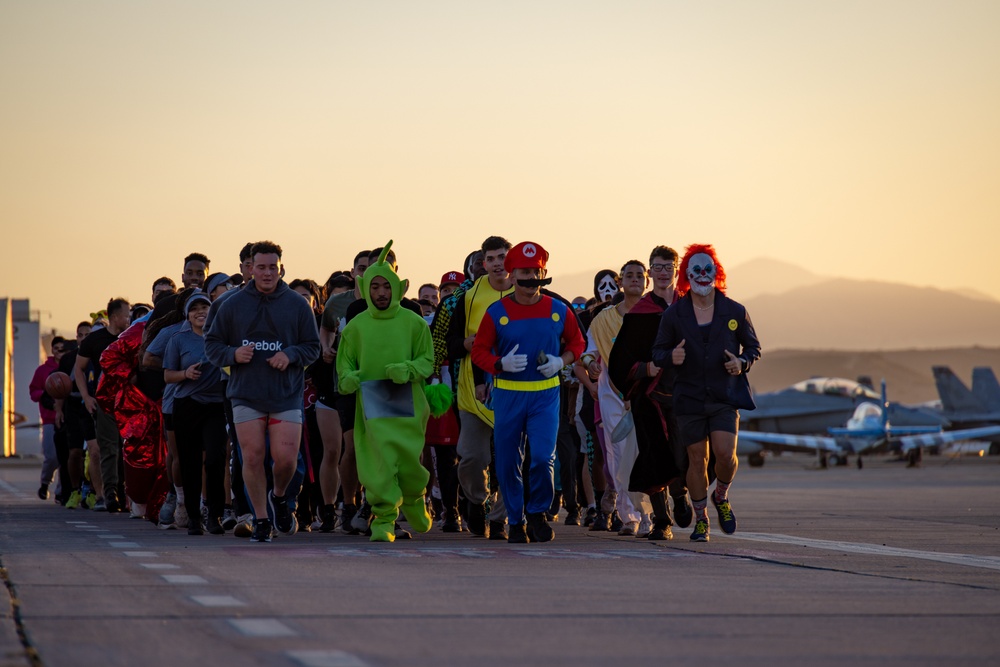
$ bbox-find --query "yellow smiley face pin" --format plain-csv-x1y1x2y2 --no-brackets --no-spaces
728,319,738,331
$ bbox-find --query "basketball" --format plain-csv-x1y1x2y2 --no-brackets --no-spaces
44,371,72,399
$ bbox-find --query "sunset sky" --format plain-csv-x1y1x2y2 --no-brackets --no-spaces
2,1,998,337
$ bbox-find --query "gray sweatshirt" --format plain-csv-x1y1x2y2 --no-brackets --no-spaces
204,279,320,413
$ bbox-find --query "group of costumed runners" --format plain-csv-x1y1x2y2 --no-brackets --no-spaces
79,238,760,544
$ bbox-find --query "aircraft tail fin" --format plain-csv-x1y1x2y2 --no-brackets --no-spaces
932,366,986,413
971,367,1000,412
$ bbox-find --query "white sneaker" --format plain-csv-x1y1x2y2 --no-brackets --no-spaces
174,503,190,529
129,500,146,519
637,514,652,538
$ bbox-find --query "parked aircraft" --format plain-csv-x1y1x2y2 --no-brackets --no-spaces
738,381,1000,467
932,366,1000,454
741,376,947,435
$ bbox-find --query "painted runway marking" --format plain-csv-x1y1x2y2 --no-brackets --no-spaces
191,595,246,607
732,532,1000,571
108,541,140,548
228,618,296,637
327,547,692,560
161,574,208,584
96,534,125,539
122,551,157,558
140,563,179,570
287,649,369,667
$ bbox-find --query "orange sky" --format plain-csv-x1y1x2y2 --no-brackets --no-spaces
2,1,998,336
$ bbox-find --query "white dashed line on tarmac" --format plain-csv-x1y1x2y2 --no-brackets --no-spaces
228,618,297,637
190,595,246,607
108,542,140,548
732,532,1000,571
161,574,208,584
65,520,89,524
96,534,125,539
140,563,179,570
287,649,370,667
122,551,157,557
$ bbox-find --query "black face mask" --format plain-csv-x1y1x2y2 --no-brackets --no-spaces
516,278,552,289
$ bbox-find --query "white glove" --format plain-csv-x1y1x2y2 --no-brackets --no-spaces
537,353,564,378
500,344,528,373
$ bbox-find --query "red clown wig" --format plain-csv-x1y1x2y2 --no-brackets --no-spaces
677,244,727,297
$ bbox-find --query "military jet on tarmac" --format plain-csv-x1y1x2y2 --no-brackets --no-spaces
933,366,1000,455
740,376,947,435
738,381,1000,468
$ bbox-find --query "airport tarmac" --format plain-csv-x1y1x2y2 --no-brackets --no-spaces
1,453,998,667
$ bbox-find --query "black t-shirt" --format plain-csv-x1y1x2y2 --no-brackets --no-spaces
78,327,118,386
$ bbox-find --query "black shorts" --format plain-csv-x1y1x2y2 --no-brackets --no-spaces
64,400,95,449
337,393,356,432
163,412,174,431
676,404,739,448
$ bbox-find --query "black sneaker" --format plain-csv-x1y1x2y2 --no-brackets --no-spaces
105,489,121,514
188,523,205,536
507,523,529,544
206,516,225,535
269,491,296,535
712,495,737,535
690,518,710,542
351,502,373,534
488,520,507,541
37,483,49,500
588,510,610,532
467,502,487,537
647,522,674,541
583,507,597,527
526,512,554,543
394,523,412,540
341,504,360,535
672,494,693,529
609,510,623,533
319,504,338,533
442,510,462,533
251,518,273,543
564,508,582,526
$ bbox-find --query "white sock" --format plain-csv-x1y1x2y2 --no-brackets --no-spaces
175,486,185,503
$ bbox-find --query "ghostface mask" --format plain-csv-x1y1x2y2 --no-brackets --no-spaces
595,273,620,302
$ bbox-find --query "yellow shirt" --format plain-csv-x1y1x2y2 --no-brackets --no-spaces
588,304,623,364
457,275,514,425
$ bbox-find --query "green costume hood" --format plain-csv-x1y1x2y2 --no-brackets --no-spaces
360,241,404,319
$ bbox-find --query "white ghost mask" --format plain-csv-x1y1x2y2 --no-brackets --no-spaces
687,253,716,297
597,275,619,302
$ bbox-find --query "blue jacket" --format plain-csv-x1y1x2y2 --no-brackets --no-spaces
651,292,761,414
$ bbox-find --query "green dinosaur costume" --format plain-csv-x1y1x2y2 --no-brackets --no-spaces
337,242,434,542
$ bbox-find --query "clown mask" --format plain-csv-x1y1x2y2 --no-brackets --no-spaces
687,253,717,297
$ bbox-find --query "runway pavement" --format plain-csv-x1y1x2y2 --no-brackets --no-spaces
1,453,999,667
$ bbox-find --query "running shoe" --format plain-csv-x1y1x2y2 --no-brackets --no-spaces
85,493,97,510
37,483,49,500
646,524,674,541
507,522,529,544
583,507,597,527
233,514,253,538
526,512,555,543
564,508,582,526
174,503,190,529
221,506,238,531
637,514,652,538
672,494,693,529
65,490,82,510
318,504,338,533
159,493,177,528
206,516,225,535
351,502,372,534
251,518,273,543
92,498,107,512
488,520,507,541
609,510,623,532
712,495,737,535
588,510,610,532
269,491,296,535
690,519,710,542
618,521,638,537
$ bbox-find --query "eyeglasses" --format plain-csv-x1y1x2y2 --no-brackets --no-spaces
649,263,675,273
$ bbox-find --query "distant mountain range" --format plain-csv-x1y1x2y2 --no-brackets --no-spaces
551,258,1000,350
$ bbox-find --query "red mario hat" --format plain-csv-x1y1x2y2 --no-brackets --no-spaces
439,271,463,288
504,241,549,273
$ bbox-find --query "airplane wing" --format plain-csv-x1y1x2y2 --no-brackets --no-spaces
896,426,1000,453
738,431,843,455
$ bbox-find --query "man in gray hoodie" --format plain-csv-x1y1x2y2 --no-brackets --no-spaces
205,241,321,542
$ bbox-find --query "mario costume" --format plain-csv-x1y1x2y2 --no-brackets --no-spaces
472,242,585,542
337,242,434,542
